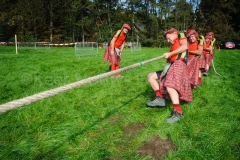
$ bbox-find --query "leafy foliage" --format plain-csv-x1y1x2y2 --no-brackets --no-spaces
0,0,239,45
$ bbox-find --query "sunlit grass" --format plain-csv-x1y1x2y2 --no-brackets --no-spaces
0,46,239,159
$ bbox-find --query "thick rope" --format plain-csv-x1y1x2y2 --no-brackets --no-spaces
0,55,165,113
211,59,221,76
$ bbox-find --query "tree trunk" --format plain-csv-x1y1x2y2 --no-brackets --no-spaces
82,23,84,43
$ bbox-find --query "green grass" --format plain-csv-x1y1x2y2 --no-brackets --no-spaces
0,46,239,159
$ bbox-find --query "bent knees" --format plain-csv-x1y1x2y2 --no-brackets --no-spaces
147,72,158,82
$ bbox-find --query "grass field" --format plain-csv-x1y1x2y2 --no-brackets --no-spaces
0,46,239,159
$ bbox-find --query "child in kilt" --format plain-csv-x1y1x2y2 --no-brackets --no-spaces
200,34,213,76
202,32,216,76
146,28,192,123
103,24,131,77
206,32,216,57
186,30,204,87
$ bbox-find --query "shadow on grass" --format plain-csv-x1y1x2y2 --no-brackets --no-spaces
35,85,177,159
35,91,150,158
68,92,149,141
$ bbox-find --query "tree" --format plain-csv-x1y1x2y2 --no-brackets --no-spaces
198,0,239,42
0,0,239,45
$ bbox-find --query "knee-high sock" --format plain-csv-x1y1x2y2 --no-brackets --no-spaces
173,104,182,114
111,64,116,71
155,90,163,98
115,65,120,76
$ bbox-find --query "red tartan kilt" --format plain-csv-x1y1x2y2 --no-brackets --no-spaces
205,54,213,68
212,50,215,58
159,60,192,102
102,46,121,65
187,56,199,87
198,53,206,70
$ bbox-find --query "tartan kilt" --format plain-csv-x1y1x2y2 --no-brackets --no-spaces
198,53,206,70
102,46,121,65
159,60,192,102
205,54,213,69
212,49,215,58
187,56,199,87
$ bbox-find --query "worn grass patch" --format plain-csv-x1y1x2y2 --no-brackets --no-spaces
138,136,178,159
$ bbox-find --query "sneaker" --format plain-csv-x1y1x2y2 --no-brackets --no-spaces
115,75,124,78
165,110,183,123
111,75,124,78
146,96,166,107
203,72,208,76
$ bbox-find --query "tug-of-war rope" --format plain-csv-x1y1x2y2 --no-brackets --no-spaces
0,55,165,113
0,55,221,113
211,60,221,76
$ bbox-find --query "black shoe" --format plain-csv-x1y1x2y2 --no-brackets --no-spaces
165,110,183,123
203,72,208,76
146,96,166,107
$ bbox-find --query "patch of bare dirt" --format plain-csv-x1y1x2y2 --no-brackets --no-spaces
123,123,145,139
108,115,122,125
138,136,178,159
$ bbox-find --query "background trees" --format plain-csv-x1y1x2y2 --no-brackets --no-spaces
0,0,239,47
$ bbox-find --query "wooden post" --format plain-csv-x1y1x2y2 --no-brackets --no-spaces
15,34,18,54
